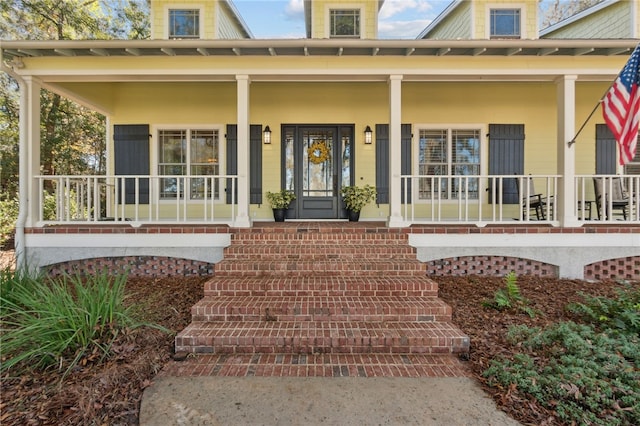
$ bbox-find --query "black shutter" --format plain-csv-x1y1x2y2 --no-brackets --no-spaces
250,125,263,204
226,124,238,204
401,124,412,203
488,124,525,204
596,124,616,175
375,124,389,204
375,124,412,204
114,124,149,204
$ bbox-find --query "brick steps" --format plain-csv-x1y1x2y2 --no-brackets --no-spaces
203,276,438,297
215,259,425,277
191,295,452,322
174,223,470,375
176,321,469,355
160,353,472,378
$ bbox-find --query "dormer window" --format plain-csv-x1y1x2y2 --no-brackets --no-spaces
330,9,360,38
168,9,200,39
490,8,521,39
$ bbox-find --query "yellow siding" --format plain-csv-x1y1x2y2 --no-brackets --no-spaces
542,1,633,39
473,1,538,39
426,2,472,39
216,2,247,39
310,0,379,39
97,77,610,220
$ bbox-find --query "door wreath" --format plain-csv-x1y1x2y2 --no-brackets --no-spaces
308,140,330,164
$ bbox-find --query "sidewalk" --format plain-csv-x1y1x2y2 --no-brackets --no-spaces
140,376,522,426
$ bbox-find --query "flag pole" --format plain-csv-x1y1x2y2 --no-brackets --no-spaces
567,45,637,147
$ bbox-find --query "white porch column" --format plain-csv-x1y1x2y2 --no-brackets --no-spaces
556,75,580,227
25,77,41,228
235,75,251,228
387,75,405,227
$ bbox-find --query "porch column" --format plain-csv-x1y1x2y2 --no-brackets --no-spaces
235,75,251,227
556,75,580,227
25,78,41,228
387,75,405,227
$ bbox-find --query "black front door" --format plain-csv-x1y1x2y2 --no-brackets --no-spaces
282,125,353,219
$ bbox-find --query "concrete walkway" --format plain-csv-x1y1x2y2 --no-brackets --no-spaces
140,376,522,426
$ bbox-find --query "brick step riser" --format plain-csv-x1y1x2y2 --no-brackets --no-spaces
176,337,468,355
192,313,452,323
230,238,411,245
205,290,439,297
223,247,417,256
214,271,426,278
215,262,424,275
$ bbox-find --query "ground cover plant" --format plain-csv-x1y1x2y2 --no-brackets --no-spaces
0,250,638,425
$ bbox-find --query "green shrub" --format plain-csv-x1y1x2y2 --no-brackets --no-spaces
0,271,157,375
484,321,639,426
568,284,640,335
483,271,537,317
0,197,18,248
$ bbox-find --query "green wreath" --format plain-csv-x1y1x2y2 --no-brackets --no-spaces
308,140,330,164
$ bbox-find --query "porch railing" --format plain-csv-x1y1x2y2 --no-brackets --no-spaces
400,174,639,225
35,175,237,225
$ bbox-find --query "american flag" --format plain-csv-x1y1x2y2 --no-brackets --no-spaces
602,44,640,165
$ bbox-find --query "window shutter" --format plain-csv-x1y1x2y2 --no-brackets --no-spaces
596,124,616,175
114,124,150,204
250,125,263,204
375,124,389,204
375,124,411,204
226,124,238,204
401,124,412,203
488,124,524,204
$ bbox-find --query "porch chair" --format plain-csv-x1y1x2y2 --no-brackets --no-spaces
519,177,551,220
592,177,628,220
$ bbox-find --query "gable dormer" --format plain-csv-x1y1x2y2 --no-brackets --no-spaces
150,0,252,40
418,0,537,40
304,0,385,39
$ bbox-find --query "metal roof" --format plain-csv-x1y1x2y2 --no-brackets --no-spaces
1,38,637,60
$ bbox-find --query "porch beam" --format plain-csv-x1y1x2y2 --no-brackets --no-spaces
235,75,251,228
387,75,405,227
556,75,580,227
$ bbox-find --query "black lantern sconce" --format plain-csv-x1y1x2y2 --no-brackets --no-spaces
263,125,271,144
364,125,373,144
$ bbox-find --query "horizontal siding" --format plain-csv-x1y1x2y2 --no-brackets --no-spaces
543,1,632,39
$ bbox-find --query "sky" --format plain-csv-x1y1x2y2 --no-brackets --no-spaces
232,0,454,39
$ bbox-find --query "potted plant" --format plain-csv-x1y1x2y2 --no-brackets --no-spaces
266,189,296,222
341,184,376,221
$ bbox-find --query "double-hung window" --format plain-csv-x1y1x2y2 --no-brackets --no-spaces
168,9,200,39
418,128,481,200
490,8,521,39
330,9,360,38
158,129,220,200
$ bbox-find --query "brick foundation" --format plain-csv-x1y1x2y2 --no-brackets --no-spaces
46,256,214,278
584,256,640,281
426,256,558,277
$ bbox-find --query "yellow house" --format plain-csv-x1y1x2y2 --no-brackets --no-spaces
0,0,638,280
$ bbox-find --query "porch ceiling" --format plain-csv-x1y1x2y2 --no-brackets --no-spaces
2,38,636,60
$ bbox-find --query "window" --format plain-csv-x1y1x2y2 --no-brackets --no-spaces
418,129,481,200
330,9,360,38
158,129,220,200
168,9,200,39
490,8,520,39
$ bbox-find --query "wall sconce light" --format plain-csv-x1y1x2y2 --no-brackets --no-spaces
364,125,373,144
263,125,271,144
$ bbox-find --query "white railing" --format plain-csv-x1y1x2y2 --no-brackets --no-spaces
574,174,640,223
400,174,560,225
35,175,237,225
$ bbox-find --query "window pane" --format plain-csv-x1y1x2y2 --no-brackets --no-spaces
419,130,449,199
159,130,186,164
191,130,218,165
490,9,520,38
330,9,360,37
169,9,199,38
452,130,480,199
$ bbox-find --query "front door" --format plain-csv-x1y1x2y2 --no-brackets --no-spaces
282,125,353,219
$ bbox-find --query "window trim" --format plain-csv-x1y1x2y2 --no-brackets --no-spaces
164,5,204,39
152,125,224,203
413,124,487,204
325,5,363,39
485,3,526,39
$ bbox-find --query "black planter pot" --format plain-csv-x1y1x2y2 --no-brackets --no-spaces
272,208,286,222
347,209,360,222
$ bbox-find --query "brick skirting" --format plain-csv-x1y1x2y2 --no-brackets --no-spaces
46,256,214,278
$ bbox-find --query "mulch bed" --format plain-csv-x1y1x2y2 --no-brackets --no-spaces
0,263,636,425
